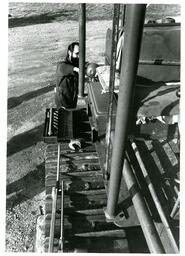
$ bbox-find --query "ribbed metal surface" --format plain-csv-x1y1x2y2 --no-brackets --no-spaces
43,140,132,252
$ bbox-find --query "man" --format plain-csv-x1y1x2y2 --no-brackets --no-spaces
55,42,83,150
55,42,79,109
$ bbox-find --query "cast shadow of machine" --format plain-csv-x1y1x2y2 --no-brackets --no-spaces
6,162,45,209
8,84,55,110
9,9,77,28
7,123,45,157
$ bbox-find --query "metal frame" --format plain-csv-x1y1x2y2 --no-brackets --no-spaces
105,4,147,219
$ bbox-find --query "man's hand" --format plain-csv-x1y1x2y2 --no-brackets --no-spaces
73,67,79,73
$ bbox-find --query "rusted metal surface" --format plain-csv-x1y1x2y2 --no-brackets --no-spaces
43,139,140,252
40,82,180,253
41,96,180,253
42,108,150,252
42,104,132,252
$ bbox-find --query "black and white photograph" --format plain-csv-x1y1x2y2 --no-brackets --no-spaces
4,1,182,253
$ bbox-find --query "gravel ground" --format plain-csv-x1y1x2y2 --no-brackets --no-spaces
6,3,180,252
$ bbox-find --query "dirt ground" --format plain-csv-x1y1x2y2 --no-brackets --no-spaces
6,3,180,252
7,19,111,252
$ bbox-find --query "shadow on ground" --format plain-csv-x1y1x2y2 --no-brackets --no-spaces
7,123,45,157
8,84,55,110
9,10,78,28
6,162,45,209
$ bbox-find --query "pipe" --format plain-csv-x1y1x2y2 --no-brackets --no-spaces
120,4,126,28
60,181,64,252
105,4,120,179
48,143,61,252
122,156,165,253
48,187,57,252
131,140,179,253
48,108,53,136
170,193,180,218
56,143,61,182
79,4,86,97
105,4,146,219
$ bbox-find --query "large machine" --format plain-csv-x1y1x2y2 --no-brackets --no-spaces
35,4,180,253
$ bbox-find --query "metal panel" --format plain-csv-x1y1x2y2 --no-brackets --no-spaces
87,82,117,136
105,23,180,82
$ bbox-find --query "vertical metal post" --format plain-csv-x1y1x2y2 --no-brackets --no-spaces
120,4,126,27
79,4,86,97
123,156,165,253
60,180,64,252
105,4,146,219
105,4,120,179
48,143,61,252
48,187,57,252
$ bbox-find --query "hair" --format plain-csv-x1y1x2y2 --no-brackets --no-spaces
67,42,79,57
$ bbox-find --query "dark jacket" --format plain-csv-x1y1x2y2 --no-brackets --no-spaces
55,58,78,109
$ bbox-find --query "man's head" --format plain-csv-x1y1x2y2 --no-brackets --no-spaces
67,42,79,67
